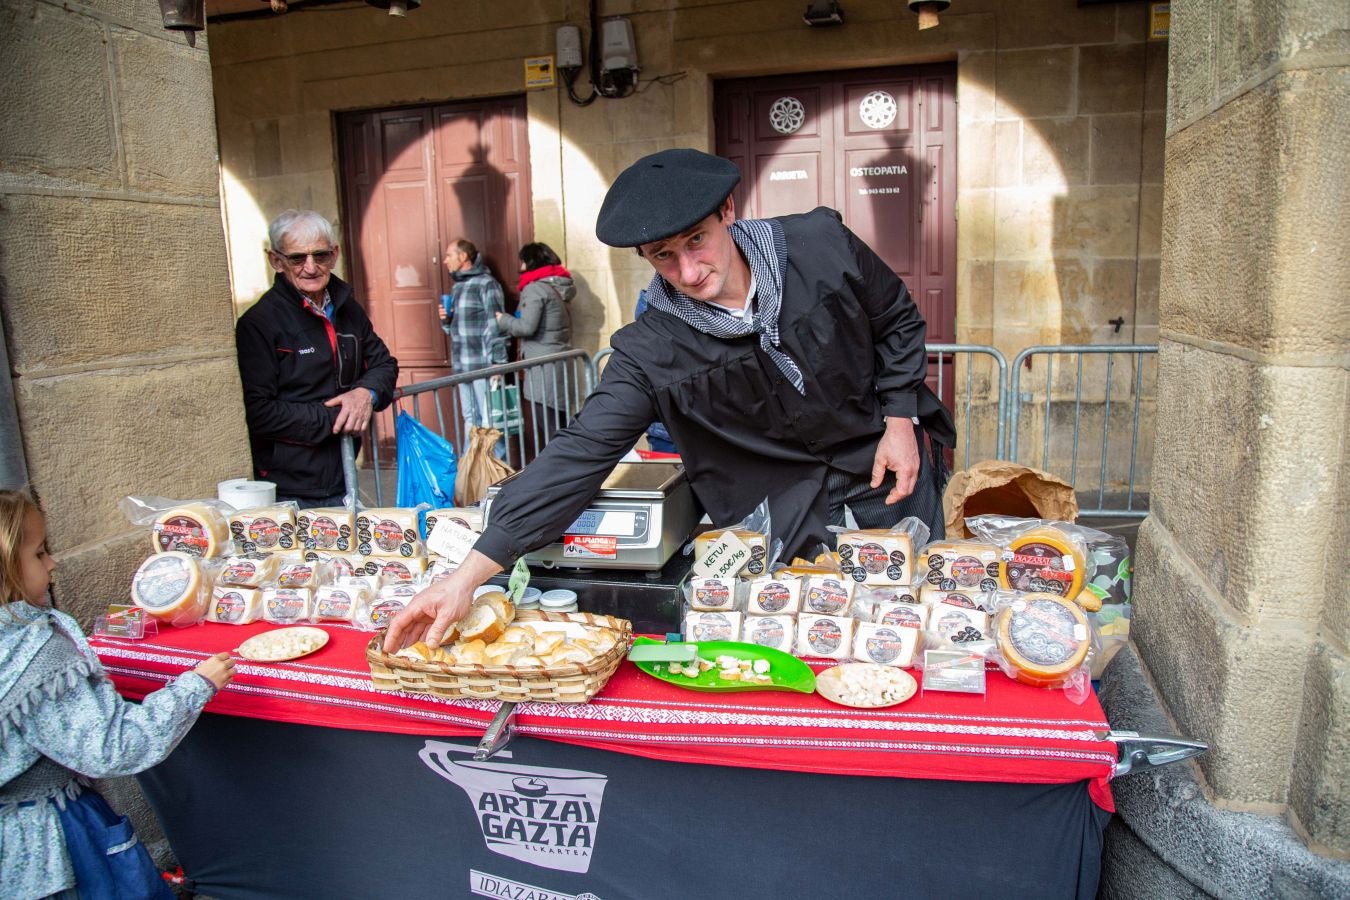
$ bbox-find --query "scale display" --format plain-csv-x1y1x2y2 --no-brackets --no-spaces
564,507,645,539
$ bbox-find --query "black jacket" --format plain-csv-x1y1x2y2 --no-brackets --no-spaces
235,274,398,500
477,208,954,564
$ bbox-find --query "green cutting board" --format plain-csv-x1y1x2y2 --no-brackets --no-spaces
629,636,816,694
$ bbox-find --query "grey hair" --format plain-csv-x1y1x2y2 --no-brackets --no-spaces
268,209,338,251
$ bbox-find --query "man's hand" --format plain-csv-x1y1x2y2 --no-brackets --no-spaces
870,417,920,505
383,551,504,652
324,387,374,434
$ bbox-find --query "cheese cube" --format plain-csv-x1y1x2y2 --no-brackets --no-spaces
796,614,856,660
853,621,920,668
743,615,796,653
228,506,298,554
746,576,802,615
151,504,230,558
837,529,913,587
209,585,263,624
355,507,424,558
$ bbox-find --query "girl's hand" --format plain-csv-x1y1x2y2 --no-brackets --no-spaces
193,652,236,691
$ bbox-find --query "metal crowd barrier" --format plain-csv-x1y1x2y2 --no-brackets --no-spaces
369,343,1158,518
1008,345,1158,517
365,350,596,505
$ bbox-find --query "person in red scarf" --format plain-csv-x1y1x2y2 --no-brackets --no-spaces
495,242,577,446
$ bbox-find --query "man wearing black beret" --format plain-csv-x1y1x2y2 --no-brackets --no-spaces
387,148,954,651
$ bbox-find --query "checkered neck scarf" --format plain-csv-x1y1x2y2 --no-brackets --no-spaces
643,217,806,395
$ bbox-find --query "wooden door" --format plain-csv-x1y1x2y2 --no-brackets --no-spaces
338,96,531,455
716,65,957,404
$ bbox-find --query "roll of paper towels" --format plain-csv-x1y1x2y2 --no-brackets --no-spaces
218,478,276,510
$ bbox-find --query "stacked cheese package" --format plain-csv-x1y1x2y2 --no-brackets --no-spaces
422,506,484,583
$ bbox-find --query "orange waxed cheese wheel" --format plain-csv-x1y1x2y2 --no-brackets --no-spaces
152,504,230,558
998,526,1087,600
995,593,1091,688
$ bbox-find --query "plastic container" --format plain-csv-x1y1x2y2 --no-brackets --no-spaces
517,586,542,609
539,589,579,613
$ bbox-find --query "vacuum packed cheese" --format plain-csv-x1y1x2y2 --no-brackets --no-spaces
228,506,297,554
746,575,803,616
802,575,856,616
692,530,769,577
370,555,429,583
837,530,913,587
796,614,855,660
297,507,355,553
921,540,1002,591
424,507,483,537
999,526,1087,599
131,552,207,625
690,576,737,612
276,558,324,589
853,622,920,668
262,586,314,624
209,585,263,624
920,585,996,614
684,611,743,643
356,594,407,631
313,583,370,622
875,600,928,630
217,553,280,588
928,604,991,647
743,615,796,653
151,504,230,558
355,507,424,558
995,593,1091,688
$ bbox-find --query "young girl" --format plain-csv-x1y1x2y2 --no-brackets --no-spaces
0,489,234,899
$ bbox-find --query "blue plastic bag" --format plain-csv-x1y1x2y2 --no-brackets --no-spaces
396,411,458,517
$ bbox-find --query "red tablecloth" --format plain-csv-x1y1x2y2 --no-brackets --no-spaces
91,621,1116,811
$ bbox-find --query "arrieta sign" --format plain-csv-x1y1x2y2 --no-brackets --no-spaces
421,741,610,874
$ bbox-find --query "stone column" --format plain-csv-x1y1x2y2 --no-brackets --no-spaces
0,0,249,866
1132,0,1348,864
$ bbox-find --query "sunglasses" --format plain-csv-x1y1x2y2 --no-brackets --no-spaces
275,249,336,267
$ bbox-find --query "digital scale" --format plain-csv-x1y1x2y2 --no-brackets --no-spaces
483,461,701,571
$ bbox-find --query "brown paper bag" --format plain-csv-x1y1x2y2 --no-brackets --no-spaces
454,426,515,507
942,460,1079,538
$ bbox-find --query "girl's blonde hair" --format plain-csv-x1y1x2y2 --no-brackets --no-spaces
0,489,40,606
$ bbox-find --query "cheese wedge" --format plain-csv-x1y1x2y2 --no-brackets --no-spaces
262,587,314,624
837,529,913,587
746,576,802,616
875,600,928,630
853,621,920,668
920,540,1002,591
684,611,742,643
424,507,483,537
209,585,263,624
297,507,356,553
742,614,796,653
217,554,280,588
692,529,769,576
228,506,298,554
690,576,737,612
313,583,369,622
355,507,424,558
796,614,855,660
802,576,856,616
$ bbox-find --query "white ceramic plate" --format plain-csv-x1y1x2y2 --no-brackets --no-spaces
236,626,330,662
815,663,917,709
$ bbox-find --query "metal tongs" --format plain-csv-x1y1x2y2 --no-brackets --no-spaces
1096,729,1208,778
475,701,519,760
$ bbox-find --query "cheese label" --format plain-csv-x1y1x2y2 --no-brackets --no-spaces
684,611,740,642
804,577,853,615
747,577,801,615
153,516,212,556
247,517,282,550
304,512,352,551
278,562,316,588
690,577,735,611
135,555,195,609
221,557,262,585
878,603,924,629
745,616,790,650
1008,600,1083,665
265,589,310,623
805,617,843,654
923,542,1001,590
368,598,406,628
427,518,479,564
212,589,256,624
691,531,752,580
856,624,915,666
1003,544,1076,595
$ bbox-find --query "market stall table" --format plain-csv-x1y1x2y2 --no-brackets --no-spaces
92,622,1116,900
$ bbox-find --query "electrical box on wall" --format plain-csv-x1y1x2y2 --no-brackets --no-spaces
556,24,583,70
600,17,637,72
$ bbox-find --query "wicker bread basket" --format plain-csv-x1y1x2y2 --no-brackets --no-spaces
366,609,632,704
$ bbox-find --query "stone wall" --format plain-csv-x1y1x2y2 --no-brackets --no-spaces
1136,0,1348,855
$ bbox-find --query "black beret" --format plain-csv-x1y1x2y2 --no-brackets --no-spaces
595,149,741,248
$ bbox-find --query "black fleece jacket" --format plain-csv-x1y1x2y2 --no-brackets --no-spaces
235,273,398,500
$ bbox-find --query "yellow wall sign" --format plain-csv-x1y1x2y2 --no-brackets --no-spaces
525,56,555,88
1149,3,1170,41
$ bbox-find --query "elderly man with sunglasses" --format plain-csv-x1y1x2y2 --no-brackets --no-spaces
235,209,398,507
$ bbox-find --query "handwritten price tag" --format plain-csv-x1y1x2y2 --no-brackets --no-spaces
427,518,479,564
690,530,752,580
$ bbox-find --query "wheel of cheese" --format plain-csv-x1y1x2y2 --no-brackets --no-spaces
152,504,230,558
998,525,1087,600
995,593,1091,688
132,552,206,624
